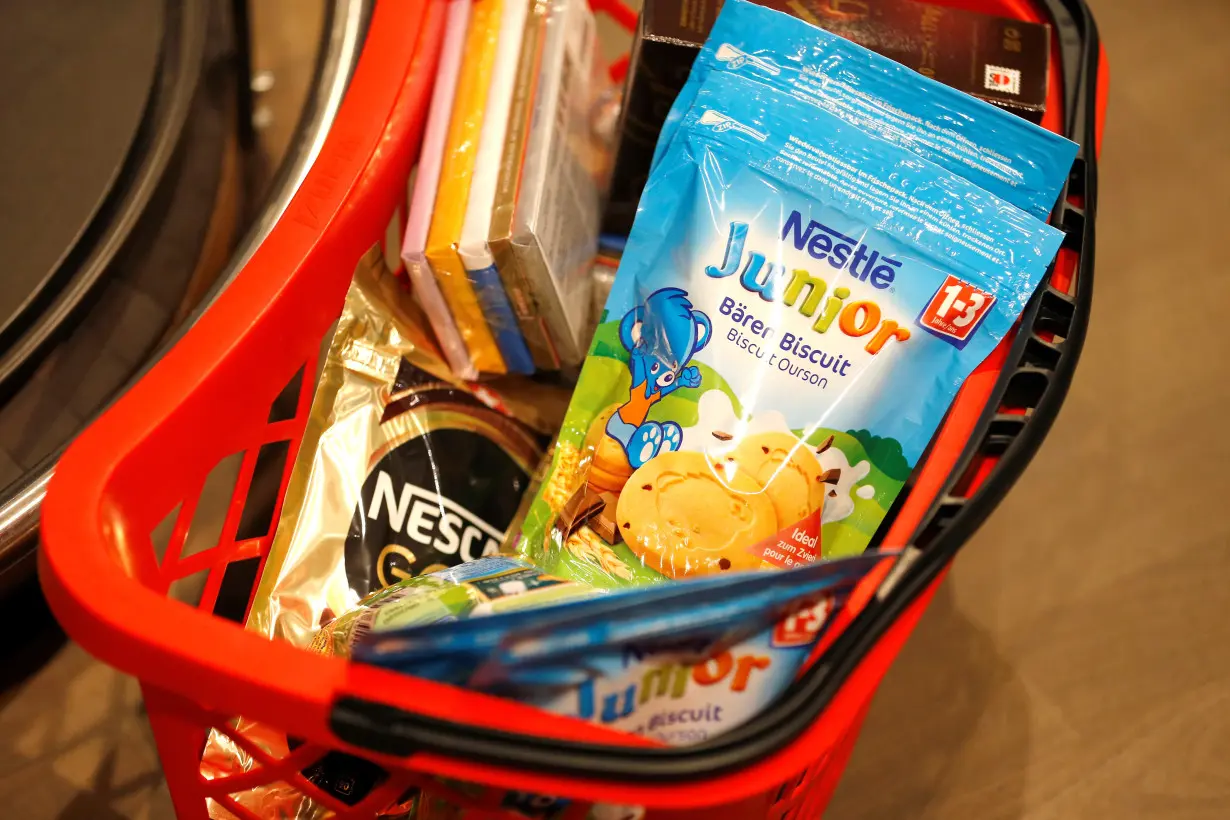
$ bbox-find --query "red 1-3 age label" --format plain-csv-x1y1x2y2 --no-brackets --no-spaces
772,598,835,648
918,274,997,348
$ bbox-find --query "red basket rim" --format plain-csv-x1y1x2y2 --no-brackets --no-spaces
38,0,1109,808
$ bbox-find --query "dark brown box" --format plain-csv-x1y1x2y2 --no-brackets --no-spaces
601,0,1050,237
776,0,1050,120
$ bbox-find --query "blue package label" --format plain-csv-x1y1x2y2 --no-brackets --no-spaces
355,551,886,745
533,594,844,744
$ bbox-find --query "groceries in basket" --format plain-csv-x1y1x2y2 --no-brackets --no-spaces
211,2,1076,814
602,0,1059,236
347,552,885,744
518,71,1066,583
244,247,570,647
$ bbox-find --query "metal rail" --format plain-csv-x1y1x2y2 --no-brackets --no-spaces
0,0,373,588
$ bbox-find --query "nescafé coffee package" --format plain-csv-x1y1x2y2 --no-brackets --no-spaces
518,70,1064,585
245,247,567,648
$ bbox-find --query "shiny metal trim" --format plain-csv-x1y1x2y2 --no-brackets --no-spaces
0,0,373,579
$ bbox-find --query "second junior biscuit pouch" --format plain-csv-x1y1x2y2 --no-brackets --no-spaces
353,552,885,745
518,71,1064,584
653,0,1078,222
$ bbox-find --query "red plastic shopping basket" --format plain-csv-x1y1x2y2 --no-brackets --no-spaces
38,0,1108,817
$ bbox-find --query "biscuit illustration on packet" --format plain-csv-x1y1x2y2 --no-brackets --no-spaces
528,291,850,582
616,450,775,578
728,431,829,531
520,8,1069,587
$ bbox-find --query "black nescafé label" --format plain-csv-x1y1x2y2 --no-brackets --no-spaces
343,361,543,595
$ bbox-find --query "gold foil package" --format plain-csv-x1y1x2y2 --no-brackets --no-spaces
246,248,566,646
205,247,568,819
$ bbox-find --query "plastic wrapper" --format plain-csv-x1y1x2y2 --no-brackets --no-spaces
354,552,885,745
424,0,516,374
519,42,1066,585
309,556,603,658
203,246,569,819
654,0,1077,220
246,249,566,645
506,0,610,367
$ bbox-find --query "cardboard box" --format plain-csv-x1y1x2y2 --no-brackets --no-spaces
601,0,1050,236
508,0,608,367
486,0,561,370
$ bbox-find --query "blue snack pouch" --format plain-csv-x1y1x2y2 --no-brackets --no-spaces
652,0,1077,221
518,70,1063,583
354,552,886,744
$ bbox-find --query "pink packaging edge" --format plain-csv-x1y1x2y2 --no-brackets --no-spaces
401,0,477,380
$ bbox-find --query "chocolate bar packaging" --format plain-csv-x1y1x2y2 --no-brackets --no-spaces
487,0,560,370
425,0,515,374
402,0,479,379
601,0,1051,236
458,0,545,373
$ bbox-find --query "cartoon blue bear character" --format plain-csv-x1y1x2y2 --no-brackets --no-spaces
606,287,711,468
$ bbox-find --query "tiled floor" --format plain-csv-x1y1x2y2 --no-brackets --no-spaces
0,585,167,819
5,0,1230,817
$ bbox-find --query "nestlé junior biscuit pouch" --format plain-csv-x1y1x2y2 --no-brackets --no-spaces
517,71,1064,585
655,0,1077,221
246,246,563,648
